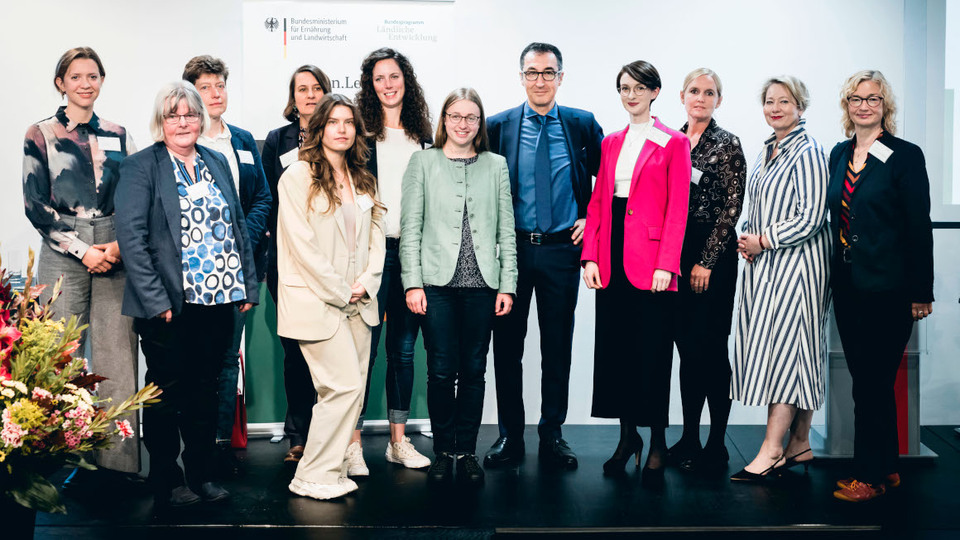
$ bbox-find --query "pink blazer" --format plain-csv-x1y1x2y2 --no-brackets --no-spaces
581,117,691,291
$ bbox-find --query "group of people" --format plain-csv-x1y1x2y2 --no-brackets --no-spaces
22,42,933,507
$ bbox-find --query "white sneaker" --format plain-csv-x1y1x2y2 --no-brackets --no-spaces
386,436,431,469
344,441,369,476
288,476,358,500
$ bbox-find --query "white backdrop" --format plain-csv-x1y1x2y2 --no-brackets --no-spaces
0,0,955,426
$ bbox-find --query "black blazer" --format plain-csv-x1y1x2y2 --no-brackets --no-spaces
486,104,603,219
226,124,272,280
827,131,934,302
115,142,260,319
261,122,300,270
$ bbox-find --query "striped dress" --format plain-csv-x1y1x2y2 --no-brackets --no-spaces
730,119,832,410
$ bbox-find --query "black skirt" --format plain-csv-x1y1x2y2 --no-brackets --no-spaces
592,198,675,426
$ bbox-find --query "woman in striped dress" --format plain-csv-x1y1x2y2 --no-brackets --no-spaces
730,76,831,481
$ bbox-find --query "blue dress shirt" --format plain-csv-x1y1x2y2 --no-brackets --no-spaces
516,103,576,233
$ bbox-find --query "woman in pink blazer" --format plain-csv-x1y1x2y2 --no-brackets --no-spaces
582,60,691,487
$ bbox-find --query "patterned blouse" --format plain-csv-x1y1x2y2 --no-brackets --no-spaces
171,152,247,306
23,107,136,259
680,118,746,269
446,155,485,288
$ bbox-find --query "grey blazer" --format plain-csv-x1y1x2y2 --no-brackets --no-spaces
115,142,259,319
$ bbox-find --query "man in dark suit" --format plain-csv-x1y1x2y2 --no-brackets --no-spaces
485,42,603,469
183,55,272,458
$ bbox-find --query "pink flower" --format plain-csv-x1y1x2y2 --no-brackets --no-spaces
115,419,134,440
0,323,21,363
31,387,53,400
1,408,27,448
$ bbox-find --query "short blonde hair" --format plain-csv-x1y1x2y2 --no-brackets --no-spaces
760,75,809,111
149,81,209,142
839,70,897,138
682,68,723,97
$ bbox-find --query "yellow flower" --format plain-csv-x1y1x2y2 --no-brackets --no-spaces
7,398,46,431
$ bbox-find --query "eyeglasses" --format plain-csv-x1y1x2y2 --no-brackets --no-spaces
445,113,480,125
848,95,883,108
522,70,560,81
619,85,649,97
163,113,201,124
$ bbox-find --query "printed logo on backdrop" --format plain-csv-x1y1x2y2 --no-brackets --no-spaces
264,17,279,32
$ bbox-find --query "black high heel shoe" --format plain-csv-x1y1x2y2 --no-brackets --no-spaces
730,455,784,483
778,448,813,473
603,434,643,475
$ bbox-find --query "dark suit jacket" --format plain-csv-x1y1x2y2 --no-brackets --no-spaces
486,104,603,220
226,124,272,280
115,142,260,319
261,121,300,271
827,131,934,302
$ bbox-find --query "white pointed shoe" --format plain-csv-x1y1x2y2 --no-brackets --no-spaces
288,476,358,500
386,436,431,469
344,441,370,476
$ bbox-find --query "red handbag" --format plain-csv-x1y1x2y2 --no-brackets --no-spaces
230,349,248,449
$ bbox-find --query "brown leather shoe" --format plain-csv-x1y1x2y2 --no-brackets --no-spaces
833,479,886,502
284,445,305,464
836,473,900,490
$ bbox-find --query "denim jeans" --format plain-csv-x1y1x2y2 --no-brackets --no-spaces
216,307,245,444
357,240,421,427
421,286,496,454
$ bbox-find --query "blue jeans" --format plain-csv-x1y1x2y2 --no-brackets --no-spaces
421,286,496,455
216,307,246,444
357,240,421,427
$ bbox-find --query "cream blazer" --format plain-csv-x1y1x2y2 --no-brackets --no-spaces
276,161,385,341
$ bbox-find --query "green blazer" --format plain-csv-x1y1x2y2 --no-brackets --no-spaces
400,148,517,294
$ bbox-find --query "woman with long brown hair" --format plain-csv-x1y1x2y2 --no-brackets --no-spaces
276,94,385,500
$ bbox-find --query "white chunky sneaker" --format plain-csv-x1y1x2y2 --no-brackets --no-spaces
385,436,432,469
344,441,370,476
289,476,358,500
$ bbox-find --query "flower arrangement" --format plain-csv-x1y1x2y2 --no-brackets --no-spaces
0,250,161,513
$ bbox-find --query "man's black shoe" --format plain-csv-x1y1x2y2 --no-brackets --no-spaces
427,452,455,484
158,485,201,508
483,436,525,468
539,438,578,470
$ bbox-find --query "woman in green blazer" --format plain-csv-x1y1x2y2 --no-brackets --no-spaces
400,87,517,486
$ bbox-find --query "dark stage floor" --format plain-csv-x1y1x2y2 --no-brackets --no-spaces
35,425,960,539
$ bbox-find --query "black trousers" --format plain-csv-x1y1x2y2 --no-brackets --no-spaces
136,303,233,490
267,274,316,448
492,238,581,440
421,286,497,454
832,262,914,485
592,198,675,426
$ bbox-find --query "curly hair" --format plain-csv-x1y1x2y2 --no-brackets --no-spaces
355,48,432,145
299,94,383,218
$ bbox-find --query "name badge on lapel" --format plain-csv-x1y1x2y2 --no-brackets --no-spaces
691,167,704,186
279,148,299,169
356,193,375,213
868,140,893,163
185,181,212,202
649,127,671,148
97,136,121,152
237,149,255,165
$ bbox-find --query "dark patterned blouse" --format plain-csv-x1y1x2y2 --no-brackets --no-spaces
680,118,746,269
22,107,135,259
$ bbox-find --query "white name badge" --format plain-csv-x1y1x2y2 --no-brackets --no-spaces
868,140,893,163
691,167,704,186
356,193,375,213
649,127,671,148
279,148,299,169
98,136,121,152
237,149,255,165
185,181,212,201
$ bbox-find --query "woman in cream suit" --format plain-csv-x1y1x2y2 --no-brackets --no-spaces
581,60,691,487
276,94,385,501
